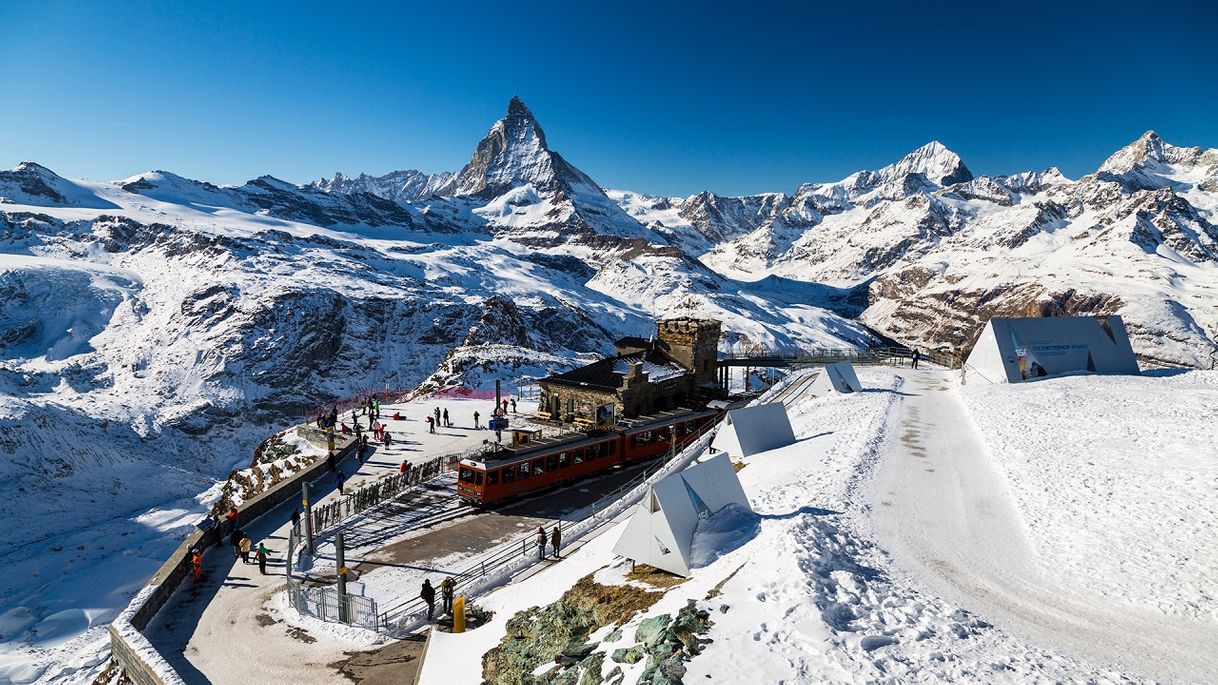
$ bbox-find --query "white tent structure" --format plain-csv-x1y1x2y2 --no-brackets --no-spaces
711,402,796,459
612,453,751,577
964,315,1140,384
808,361,862,396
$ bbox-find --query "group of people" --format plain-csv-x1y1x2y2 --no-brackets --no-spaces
229,528,271,574
537,525,562,560
419,576,458,620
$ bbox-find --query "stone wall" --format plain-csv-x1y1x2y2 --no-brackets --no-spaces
657,318,721,388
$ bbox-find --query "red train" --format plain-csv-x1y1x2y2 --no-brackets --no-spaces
456,407,722,505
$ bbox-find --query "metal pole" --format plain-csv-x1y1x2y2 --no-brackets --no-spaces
336,530,348,624
303,482,315,555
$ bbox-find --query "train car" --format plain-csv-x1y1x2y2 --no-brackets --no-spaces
456,407,721,506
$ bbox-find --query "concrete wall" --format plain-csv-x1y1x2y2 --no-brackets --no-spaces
109,431,358,683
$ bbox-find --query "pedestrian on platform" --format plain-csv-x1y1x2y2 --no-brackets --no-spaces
374,399,380,416
443,408,451,427
399,460,408,475
230,528,243,558
336,470,347,495
502,399,509,415
426,416,435,434
226,506,239,526
434,407,441,426
291,508,300,532
327,450,336,472
383,431,393,447
510,398,517,414
360,399,367,416
536,526,547,561
440,577,455,615
361,434,369,450
473,411,480,429
911,349,921,369
421,580,436,620
191,548,204,581
240,534,252,564
551,525,562,559
256,542,269,575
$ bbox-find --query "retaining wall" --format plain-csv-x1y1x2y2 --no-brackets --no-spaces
109,430,358,683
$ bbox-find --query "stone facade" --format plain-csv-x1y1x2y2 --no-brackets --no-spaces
538,318,722,425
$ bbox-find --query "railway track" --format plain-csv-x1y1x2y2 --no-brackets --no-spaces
769,369,821,406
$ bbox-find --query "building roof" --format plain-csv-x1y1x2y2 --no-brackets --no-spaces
543,349,688,391
614,335,651,350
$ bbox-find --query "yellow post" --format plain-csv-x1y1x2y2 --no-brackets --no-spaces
453,595,466,633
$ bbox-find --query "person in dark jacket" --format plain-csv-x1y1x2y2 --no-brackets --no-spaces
536,526,547,561
421,580,436,620
230,528,244,559
473,411,480,429
336,470,347,495
550,525,562,559
442,408,450,427
327,450,336,472
290,508,300,532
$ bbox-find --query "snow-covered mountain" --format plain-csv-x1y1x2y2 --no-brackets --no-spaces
2,96,1217,682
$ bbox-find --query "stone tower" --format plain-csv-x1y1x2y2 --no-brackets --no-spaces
656,318,721,388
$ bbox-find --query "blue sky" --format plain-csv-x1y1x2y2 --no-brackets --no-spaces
2,0,1215,196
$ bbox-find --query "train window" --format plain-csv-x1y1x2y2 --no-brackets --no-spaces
475,471,484,486
532,458,545,476
459,467,477,484
597,442,607,458
486,469,499,486
547,454,558,472
502,467,515,484
519,462,531,480
573,449,585,465
609,441,617,455
559,452,570,468
629,436,637,449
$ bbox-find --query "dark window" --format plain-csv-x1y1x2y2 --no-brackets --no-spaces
486,470,500,486
502,467,515,484
519,462,531,480
459,467,477,484
533,458,546,476
629,436,637,449
547,454,558,472
610,441,617,455
475,471,484,486
559,452,571,468
574,449,585,465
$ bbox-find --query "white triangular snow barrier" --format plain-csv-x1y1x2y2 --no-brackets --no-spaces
612,453,751,577
809,361,862,396
965,316,1140,384
710,402,796,459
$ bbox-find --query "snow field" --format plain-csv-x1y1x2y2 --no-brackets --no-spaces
962,371,1218,622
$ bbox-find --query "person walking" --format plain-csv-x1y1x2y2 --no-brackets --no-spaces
290,508,300,533
239,534,252,564
440,577,455,615
190,548,204,581
473,411,480,429
336,470,347,495
434,407,441,426
510,398,517,414
442,408,450,428
911,349,920,369
226,506,239,527
421,580,436,621
536,526,547,561
426,415,435,434
256,542,269,575
550,525,562,559
383,431,393,447
230,528,244,559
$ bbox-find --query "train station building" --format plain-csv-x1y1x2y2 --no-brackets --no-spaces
536,317,722,426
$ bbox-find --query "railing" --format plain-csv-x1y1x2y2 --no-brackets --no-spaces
285,574,381,630
718,345,960,369
310,455,450,534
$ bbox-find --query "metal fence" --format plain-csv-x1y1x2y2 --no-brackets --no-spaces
719,345,960,369
310,455,450,533
285,574,381,629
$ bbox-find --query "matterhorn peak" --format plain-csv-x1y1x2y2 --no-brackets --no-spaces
440,96,599,199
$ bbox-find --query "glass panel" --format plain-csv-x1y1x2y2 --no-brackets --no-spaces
459,467,476,484
574,449,585,465
547,454,558,472
475,471,484,486
502,467,515,484
519,462,531,480
559,452,570,468
533,458,545,476
486,470,499,486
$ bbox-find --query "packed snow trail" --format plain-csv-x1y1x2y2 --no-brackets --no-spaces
869,370,1218,682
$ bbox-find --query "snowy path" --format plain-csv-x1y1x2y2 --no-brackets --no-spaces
868,370,1218,682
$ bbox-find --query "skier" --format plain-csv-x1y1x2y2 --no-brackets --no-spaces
536,526,547,561
550,525,562,559
440,577,455,615
336,470,347,495
473,411,480,429
421,579,436,621
255,542,269,575
442,408,450,428
239,534,252,564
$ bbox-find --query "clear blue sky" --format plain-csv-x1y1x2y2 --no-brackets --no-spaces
2,0,1215,196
